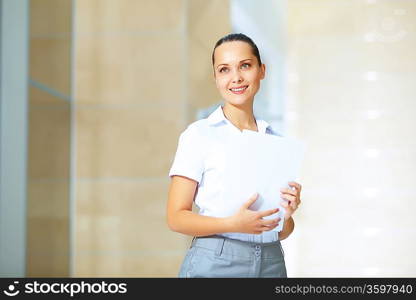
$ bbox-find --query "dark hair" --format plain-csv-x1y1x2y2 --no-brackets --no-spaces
212,33,262,67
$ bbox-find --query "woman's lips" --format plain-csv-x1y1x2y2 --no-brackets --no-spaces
229,85,248,95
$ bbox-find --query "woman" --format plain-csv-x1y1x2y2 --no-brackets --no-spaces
167,33,302,278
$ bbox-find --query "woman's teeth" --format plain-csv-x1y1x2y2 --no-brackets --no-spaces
230,86,247,92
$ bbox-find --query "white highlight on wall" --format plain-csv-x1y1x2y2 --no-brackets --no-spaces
365,148,380,159
286,111,298,122
363,188,379,198
363,227,382,237
366,110,382,120
363,71,379,81
362,267,381,276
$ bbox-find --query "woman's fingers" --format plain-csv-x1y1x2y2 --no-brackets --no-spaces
281,194,299,210
258,207,279,218
282,197,298,210
289,181,302,192
281,201,294,213
280,187,297,196
281,193,296,202
260,218,280,231
281,184,302,210
291,201,298,210
237,184,302,234
242,192,258,209
261,225,277,231
261,218,280,226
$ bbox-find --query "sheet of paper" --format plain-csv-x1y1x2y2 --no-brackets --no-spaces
220,130,306,232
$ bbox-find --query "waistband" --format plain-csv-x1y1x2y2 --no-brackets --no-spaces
191,235,284,259
219,231,278,243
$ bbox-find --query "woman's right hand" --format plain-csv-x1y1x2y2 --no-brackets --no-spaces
227,193,280,234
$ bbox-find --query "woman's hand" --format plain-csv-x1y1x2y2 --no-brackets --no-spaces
228,193,280,234
280,181,302,220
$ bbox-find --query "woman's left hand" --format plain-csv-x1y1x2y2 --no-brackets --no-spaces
280,181,302,220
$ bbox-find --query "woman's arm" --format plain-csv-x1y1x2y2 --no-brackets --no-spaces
278,216,294,240
167,175,233,236
167,175,280,236
278,181,302,240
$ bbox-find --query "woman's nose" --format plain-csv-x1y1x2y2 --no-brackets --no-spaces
231,70,243,83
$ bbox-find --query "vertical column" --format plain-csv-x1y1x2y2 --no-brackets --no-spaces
74,0,189,277
230,0,287,134
26,0,72,276
0,0,29,277
188,0,231,121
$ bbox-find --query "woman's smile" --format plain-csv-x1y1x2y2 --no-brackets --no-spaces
229,85,249,94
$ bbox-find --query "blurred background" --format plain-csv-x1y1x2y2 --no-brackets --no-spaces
0,0,415,277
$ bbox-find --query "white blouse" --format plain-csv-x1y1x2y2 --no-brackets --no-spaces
169,104,282,243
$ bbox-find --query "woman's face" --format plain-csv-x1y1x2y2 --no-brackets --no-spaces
213,41,265,107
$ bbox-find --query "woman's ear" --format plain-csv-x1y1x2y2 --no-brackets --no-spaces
213,72,219,88
260,63,266,80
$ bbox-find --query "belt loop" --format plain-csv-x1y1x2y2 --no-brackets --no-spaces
215,237,225,257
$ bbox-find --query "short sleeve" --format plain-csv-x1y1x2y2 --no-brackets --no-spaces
168,125,205,184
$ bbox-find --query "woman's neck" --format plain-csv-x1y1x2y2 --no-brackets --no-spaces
222,103,258,132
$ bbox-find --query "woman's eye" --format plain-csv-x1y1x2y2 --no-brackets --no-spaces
219,67,228,73
241,63,251,69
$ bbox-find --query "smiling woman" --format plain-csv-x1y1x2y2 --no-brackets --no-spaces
167,33,302,278
211,35,265,131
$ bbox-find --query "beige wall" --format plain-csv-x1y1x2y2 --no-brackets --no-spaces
285,0,416,276
74,0,230,277
27,0,72,276
26,0,230,278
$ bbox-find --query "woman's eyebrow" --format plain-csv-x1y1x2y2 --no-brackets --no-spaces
216,58,253,68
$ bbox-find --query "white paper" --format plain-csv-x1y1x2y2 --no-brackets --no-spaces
220,130,306,232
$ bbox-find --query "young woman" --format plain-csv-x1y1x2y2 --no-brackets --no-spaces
167,33,302,278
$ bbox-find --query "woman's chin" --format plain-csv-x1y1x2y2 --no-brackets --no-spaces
223,95,253,106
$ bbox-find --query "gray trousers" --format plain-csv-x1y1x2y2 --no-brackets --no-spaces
178,235,287,278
